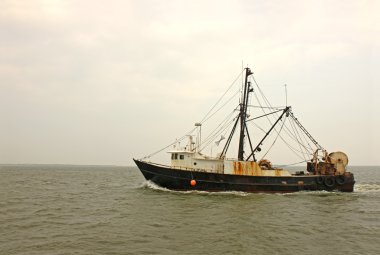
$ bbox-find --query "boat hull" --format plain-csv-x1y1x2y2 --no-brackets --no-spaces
134,159,355,193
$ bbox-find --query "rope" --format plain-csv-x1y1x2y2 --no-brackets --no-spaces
288,115,309,160
201,89,240,124
260,116,287,160
250,81,309,161
252,77,316,154
276,160,309,168
199,111,238,152
200,70,243,124
140,127,196,160
141,70,243,159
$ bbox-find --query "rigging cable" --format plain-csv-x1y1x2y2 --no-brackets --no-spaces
252,77,315,153
246,108,285,122
199,105,239,145
288,115,310,160
248,105,285,110
250,84,307,161
289,116,315,153
200,70,243,124
141,127,197,160
200,117,237,153
254,118,314,156
142,70,243,160
199,108,239,152
201,89,241,124
298,124,315,152
253,75,321,153
289,112,324,150
260,116,287,160
276,159,310,168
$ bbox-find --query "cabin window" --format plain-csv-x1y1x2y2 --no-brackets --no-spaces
171,154,174,160
174,153,178,160
179,155,184,160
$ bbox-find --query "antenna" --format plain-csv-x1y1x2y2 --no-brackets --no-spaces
284,84,288,107
241,61,244,96
195,123,202,151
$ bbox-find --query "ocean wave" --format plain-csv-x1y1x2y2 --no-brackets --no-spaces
140,181,250,196
140,180,171,192
278,190,335,196
140,181,380,196
354,183,380,193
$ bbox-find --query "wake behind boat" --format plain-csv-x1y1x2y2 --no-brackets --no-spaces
134,67,355,193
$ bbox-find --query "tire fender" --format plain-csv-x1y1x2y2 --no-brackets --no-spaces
324,176,335,187
336,175,345,185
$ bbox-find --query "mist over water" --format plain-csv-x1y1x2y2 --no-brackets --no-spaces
0,165,379,255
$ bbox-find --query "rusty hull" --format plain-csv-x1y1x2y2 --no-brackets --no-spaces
134,159,356,193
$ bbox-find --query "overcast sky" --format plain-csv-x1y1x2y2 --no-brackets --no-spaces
1,0,379,166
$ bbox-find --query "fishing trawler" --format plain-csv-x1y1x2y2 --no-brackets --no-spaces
134,67,355,193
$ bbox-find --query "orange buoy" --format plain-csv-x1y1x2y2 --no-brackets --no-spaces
190,179,196,186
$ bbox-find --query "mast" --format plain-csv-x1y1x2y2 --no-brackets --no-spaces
238,68,253,161
220,67,254,160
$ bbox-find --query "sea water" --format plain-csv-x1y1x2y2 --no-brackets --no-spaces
0,165,379,255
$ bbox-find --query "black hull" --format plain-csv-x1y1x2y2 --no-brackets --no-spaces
134,159,355,193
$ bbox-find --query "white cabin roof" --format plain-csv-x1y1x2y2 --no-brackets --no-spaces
167,150,195,154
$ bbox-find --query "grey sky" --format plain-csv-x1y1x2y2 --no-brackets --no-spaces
1,0,379,166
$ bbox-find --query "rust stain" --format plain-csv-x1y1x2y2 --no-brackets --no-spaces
233,161,262,176
275,169,281,176
216,164,223,173
250,161,256,175
233,161,243,175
